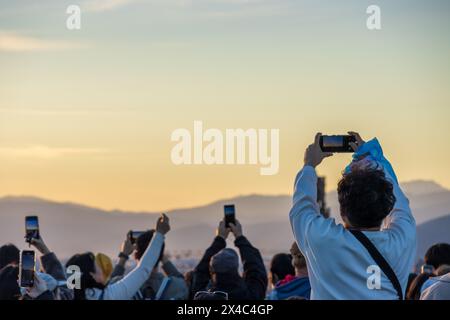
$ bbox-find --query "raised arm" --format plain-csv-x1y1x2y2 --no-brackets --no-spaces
31,237,66,282
231,221,267,300
289,133,336,249
191,221,228,294
103,214,170,300
110,237,135,279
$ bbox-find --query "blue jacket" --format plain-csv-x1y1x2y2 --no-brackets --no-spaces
267,276,311,300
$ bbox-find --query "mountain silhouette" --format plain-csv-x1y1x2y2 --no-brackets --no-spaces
0,180,449,260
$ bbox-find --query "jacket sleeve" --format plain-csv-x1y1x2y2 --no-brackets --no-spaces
40,252,66,281
110,263,126,279
191,236,226,295
102,232,164,300
162,260,183,278
234,236,268,300
289,166,338,251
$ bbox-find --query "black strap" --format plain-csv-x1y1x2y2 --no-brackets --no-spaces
349,229,404,300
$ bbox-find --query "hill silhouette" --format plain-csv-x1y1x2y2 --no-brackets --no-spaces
0,180,449,260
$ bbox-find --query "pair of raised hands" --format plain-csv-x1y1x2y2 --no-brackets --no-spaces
216,219,243,240
120,213,171,256
304,131,365,168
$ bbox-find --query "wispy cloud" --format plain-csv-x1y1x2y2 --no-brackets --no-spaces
0,146,107,159
83,0,138,12
0,32,87,52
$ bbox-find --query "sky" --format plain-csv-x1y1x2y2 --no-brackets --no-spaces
1,0,449,212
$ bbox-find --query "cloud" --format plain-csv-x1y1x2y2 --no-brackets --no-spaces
0,146,107,159
83,0,138,12
0,32,87,52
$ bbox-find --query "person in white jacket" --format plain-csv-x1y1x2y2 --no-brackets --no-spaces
66,214,170,300
289,132,416,299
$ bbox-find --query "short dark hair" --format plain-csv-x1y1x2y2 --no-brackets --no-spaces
0,244,20,270
134,230,165,263
270,253,294,285
424,243,450,269
338,168,395,228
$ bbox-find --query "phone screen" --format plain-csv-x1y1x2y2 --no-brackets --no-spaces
224,204,236,228
25,216,39,241
320,135,355,153
322,135,345,148
20,250,35,287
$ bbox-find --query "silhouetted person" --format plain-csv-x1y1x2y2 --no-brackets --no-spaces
191,219,267,300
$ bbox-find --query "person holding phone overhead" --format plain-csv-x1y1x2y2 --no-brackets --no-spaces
289,132,416,299
65,214,170,300
191,215,267,300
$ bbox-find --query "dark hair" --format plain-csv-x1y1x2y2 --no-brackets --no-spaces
134,230,165,263
0,244,20,270
424,243,450,269
270,253,294,285
66,252,104,300
337,168,395,228
0,265,21,300
406,273,431,300
194,291,228,300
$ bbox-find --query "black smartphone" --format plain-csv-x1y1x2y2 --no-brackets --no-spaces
127,230,146,244
224,204,236,228
25,215,40,243
19,250,35,287
319,135,356,153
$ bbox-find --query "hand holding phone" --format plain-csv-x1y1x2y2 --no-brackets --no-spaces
19,250,35,287
127,230,146,244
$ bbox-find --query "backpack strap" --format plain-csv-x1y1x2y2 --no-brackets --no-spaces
154,277,171,300
349,229,404,300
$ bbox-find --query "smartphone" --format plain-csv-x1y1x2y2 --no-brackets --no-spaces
19,250,35,287
127,230,146,244
421,264,434,275
319,135,356,153
224,204,236,228
25,216,40,242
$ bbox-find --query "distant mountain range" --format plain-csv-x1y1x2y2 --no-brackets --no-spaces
0,180,449,261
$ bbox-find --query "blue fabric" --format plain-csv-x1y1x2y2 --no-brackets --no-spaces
344,138,398,184
268,276,311,300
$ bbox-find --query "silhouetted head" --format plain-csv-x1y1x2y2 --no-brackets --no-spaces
134,230,165,264
210,248,239,276
0,244,20,270
338,168,395,229
0,265,20,300
269,253,294,285
424,243,450,270
66,252,105,300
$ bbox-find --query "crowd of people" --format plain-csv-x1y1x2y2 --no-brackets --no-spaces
0,132,449,300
